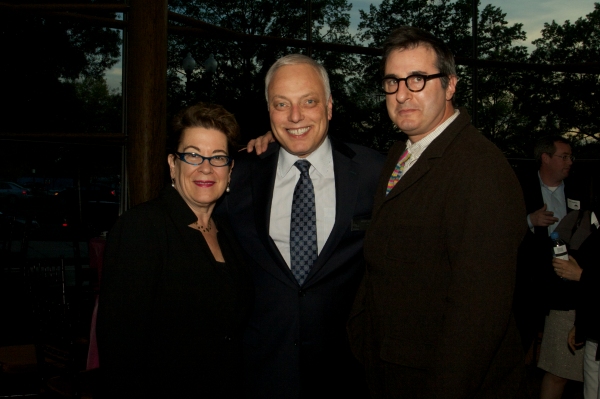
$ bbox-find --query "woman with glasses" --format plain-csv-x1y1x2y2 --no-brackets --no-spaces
97,102,252,398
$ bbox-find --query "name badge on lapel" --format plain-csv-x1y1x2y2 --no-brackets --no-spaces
567,198,580,210
351,215,372,231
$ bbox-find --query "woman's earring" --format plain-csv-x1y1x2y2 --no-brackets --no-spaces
226,182,230,193
171,178,176,188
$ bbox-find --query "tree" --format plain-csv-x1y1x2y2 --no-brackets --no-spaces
0,0,121,134
525,3,600,148
353,0,530,153
70,76,122,133
167,0,357,143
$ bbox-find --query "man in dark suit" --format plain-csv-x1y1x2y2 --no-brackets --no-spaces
514,136,585,398
221,54,385,399
347,26,526,398
514,136,576,352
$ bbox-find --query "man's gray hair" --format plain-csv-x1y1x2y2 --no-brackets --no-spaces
264,54,331,106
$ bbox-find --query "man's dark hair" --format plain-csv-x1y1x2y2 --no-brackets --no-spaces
533,136,571,166
381,26,456,90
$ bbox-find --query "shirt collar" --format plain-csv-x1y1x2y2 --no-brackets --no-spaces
277,137,333,178
406,109,460,158
538,171,564,190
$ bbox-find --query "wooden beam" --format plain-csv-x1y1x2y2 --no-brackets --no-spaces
0,3,129,12
125,0,168,206
0,2,127,29
0,132,126,145
168,11,379,55
168,11,600,75
455,57,600,74
4,6,597,74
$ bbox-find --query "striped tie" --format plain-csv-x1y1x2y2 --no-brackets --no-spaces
386,149,411,195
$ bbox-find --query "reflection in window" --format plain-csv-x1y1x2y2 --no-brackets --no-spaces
0,141,122,247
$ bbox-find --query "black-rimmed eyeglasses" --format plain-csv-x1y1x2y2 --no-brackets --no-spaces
381,73,446,94
174,152,232,167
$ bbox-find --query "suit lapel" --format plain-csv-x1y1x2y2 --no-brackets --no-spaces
564,179,579,213
532,175,549,237
384,149,431,202
251,147,298,286
303,139,359,287
372,141,404,212
382,109,468,205
251,151,277,245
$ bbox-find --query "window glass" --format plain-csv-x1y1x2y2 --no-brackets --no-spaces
0,141,122,257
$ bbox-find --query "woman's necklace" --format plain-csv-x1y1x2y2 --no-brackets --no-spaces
194,219,212,233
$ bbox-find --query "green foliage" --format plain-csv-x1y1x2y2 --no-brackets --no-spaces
353,0,597,159
69,76,122,133
3,0,598,161
165,0,600,158
167,0,357,143
351,0,530,152
525,3,600,148
0,0,121,133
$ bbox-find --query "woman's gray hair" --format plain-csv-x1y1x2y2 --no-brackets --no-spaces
264,54,331,106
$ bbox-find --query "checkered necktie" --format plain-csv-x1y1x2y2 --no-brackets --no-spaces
290,160,317,285
386,149,411,195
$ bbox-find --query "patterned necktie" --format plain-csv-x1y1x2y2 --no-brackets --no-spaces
386,149,411,195
290,160,317,285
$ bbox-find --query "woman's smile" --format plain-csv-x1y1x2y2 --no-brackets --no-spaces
193,180,215,187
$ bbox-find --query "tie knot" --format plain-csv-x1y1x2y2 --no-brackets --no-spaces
294,160,311,175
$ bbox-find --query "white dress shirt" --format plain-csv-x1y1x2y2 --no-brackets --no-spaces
270,138,336,268
526,172,566,235
402,109,460,175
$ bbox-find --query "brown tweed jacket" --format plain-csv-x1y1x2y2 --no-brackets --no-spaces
348,108,527,399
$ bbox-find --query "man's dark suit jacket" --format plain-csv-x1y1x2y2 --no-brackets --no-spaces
514,170,588,348
348,109,526,398
97,187,253,398
221,138,384,399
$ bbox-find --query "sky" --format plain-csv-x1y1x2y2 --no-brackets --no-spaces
105,0,597,89
478,0,596,47
349,0,597,49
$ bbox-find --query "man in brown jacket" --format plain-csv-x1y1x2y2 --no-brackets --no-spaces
347,26,527,398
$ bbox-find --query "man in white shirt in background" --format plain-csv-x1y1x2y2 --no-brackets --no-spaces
515,136,585,399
